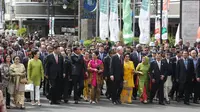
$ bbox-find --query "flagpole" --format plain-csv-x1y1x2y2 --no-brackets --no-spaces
132,0,135,40
119,0,122,31
160,0,163,44
96,0,99,37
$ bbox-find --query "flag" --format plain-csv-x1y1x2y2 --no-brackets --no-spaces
175,24,180,46
197,27,200,42
99,0,109,40
162,0,170,40
155,16,160,40
123,0,133,44
48,17,55,36
109,0,119,42
139,0,150,44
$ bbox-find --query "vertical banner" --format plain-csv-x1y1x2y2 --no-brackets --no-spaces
162,0,170,40
175,24,180,46
99,0,109,40
48,17,55,36
139,0,150,44
154,16,160,40
109,0,119,42
123,0,133,44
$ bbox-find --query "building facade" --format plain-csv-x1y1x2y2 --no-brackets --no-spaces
4,0,78,36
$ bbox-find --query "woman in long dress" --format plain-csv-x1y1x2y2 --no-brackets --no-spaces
9,56,26,109
120,53,135,104
136,56,150,104
88,51,104,104
0,55,12,109
27,49,44,106
83,52,90,102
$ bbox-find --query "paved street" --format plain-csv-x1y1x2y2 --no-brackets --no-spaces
8,96,200,112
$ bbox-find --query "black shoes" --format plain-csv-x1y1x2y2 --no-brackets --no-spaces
64,100,69,103
50,101,61,105
193,100,200,104
159,102,165,105
74,101,79,104
166,100,170,104
112,101,117,105
184,102,190,105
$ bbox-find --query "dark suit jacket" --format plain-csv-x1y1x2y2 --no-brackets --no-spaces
196,58,200,78
71,53,86,77
63,57,72,78
39,52,48,64
98,52,107,61
110,54,124,81
176,58,195,84
103,55,111,77
149,60,167,83
45,54,64,80
130,51,142,67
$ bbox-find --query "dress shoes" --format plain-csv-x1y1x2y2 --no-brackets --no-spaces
166,101,170,104
184,102,190,105
50,101,60,105
117,100,122,104
74,101,79,104
64,100,69,103
112,101,117,105
193,100,200,104
159,102,165,105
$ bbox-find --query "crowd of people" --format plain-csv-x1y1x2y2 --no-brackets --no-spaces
0,33,199,111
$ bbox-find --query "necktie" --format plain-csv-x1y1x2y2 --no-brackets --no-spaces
55,55,58,64
120,56,123,64
184,59,187,69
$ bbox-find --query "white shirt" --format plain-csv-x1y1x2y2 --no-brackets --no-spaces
157,60,161,70
166,59,170,64
117,53,121,59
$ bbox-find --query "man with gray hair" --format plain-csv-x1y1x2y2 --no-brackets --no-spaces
110,46,124,105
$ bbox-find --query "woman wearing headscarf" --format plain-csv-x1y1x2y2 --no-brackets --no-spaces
136,56,150,104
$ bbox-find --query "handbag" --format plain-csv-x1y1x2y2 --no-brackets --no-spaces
25,83,34,92
20,78,28,84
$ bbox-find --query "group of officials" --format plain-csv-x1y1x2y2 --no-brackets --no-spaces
43,41,200,106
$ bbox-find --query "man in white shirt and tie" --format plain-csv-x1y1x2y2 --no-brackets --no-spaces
149,51,166,105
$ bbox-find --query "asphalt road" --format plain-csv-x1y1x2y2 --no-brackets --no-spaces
8,96,200,112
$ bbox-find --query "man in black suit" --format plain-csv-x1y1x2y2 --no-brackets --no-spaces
176,50,195,105
110,46,124,105
39,45,48,95
98,46,107,61
169,50,182,100
149,51,166,105
45,45,64,104
63,53,72,103
71,47,87,104
103,50,115,100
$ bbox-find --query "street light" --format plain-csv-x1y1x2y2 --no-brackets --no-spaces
63,4,67,9
63,0,68,9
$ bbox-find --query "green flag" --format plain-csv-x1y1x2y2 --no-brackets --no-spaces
123,0,133,44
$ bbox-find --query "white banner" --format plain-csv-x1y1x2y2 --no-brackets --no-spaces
99,0,109,40
155,16,160,40
48,17,55,36
175,24,180,46
162,0,170,40
109,0,119,42
139,0,150,44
